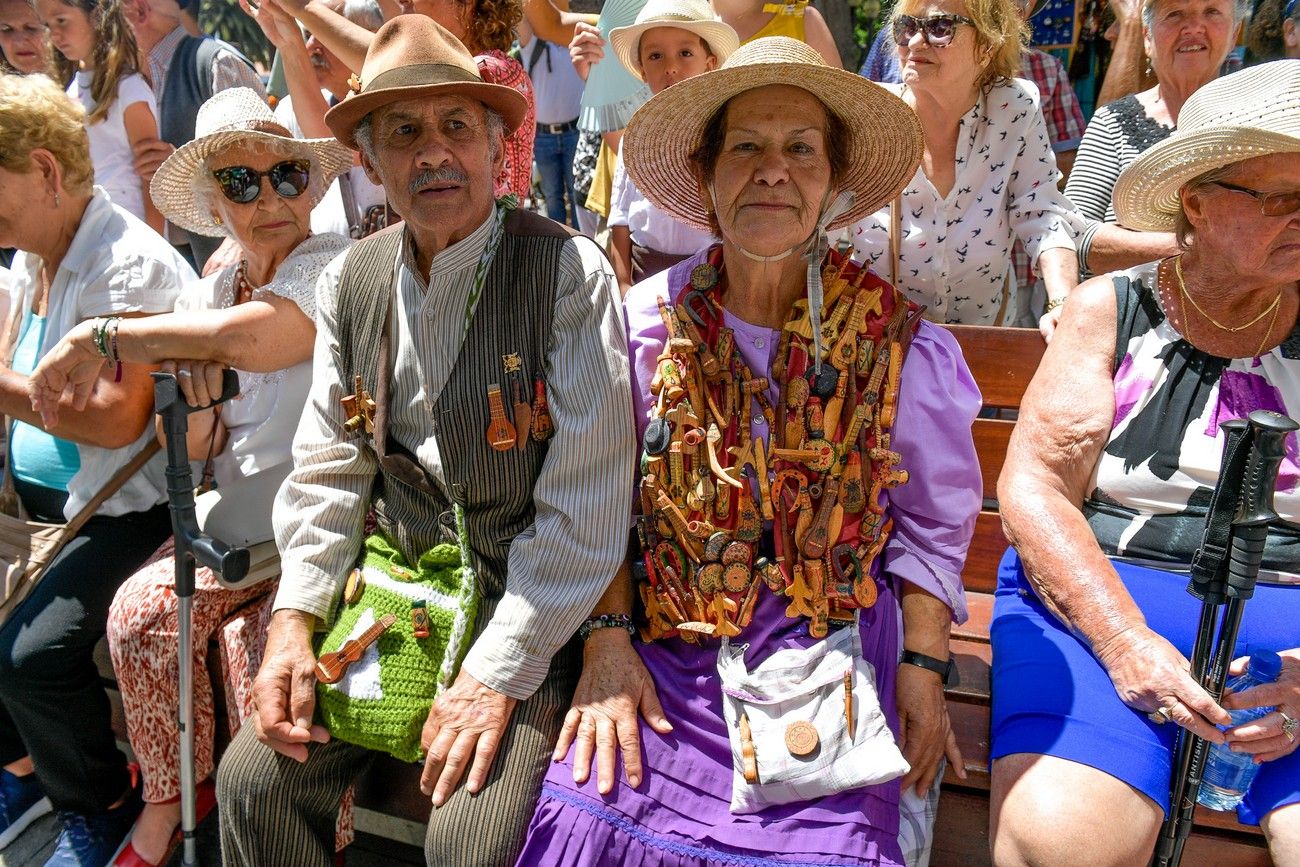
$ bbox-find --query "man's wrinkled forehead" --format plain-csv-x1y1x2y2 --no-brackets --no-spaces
370,93,489,131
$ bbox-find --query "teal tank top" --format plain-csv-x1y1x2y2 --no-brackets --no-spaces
9,308,80,491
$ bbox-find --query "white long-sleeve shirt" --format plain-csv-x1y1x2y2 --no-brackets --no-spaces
850,79,1079,325
272,212,635,699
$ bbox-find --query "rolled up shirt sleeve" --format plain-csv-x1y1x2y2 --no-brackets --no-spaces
272,250,374,621
459,238,636,700
883,322,982,624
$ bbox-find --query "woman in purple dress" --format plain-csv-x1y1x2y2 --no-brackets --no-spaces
515,37,982,867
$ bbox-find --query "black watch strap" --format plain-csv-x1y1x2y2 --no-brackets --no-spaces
900,650,957,686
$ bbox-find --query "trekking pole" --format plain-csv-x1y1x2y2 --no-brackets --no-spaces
153,370,251,867
1153,409,1298,867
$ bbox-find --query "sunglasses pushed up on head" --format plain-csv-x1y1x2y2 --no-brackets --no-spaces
212,159,312,205
891,13,975,47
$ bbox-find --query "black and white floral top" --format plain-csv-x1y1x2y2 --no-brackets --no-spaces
850,79,1079,325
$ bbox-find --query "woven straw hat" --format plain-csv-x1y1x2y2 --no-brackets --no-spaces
151,88,352,238
609,0,740,83
622,36,922,232
324,15,528,149
1114,60,1300,231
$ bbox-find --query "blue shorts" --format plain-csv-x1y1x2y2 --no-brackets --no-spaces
990,548,1300,825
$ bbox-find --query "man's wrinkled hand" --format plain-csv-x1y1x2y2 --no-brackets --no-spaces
420,669,517,807
896,661,964,796
554,629,670,793
252,610,330,762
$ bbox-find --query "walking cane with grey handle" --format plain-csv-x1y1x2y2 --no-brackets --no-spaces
154,369,250,867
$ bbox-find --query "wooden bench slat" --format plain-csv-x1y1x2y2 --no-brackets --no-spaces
973,418,1014,501
953,592,993,644
947,325,1045,408
961,510,1007,595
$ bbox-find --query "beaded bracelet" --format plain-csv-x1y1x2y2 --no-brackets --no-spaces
1044,296,1067,313
107,318,123,382
577,613,635,641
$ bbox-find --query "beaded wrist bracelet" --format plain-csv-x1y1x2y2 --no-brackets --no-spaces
577,613,635,641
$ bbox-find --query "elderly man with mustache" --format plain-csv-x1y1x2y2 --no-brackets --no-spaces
215,14,634,867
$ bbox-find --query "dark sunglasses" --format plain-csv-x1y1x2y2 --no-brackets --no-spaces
892,13,976,47
211,159,311,205
1213,181,1300,218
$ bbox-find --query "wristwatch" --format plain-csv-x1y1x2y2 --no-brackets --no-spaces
900,650,958,686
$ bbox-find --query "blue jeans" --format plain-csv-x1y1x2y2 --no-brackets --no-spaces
534,126,579,228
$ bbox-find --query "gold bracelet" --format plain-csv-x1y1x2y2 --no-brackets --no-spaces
1045,296,1067,313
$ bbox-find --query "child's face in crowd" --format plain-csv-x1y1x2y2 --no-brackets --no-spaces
34,0,93,65
637,26,717,95
0,0,48,74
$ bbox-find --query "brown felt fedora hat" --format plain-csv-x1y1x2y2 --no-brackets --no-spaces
324,16,528,149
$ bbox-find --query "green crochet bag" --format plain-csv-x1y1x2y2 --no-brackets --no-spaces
315,507,479,763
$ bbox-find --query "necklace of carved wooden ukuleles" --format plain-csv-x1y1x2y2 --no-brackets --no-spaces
635,247,923,643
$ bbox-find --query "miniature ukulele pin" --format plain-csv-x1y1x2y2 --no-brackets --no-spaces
485,384,517,451
314,612,397,684
341,375,376,436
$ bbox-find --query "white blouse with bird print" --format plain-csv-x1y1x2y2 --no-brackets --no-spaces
850,78,1079,325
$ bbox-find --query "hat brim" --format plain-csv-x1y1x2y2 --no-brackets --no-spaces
1114,126,1300,231
151,129,354,238
609,19,740,82
622,61,922,232
324,80,529,150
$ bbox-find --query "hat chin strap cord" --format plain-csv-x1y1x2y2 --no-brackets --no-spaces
713,187,855,373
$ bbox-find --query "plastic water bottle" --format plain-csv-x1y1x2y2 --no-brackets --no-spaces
1198,649,1282,811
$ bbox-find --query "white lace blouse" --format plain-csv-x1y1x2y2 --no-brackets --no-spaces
177,232,351,486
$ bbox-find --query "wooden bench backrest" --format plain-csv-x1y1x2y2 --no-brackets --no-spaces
941,325,1045,595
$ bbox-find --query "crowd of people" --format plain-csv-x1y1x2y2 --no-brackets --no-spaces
0,0,1296,866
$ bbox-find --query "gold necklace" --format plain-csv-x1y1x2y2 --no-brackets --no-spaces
1254,297,1281,359
1174,255,1280,333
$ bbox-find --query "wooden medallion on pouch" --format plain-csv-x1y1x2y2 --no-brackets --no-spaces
785,720,819,757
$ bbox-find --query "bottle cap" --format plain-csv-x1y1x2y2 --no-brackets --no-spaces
1247,649,1282,683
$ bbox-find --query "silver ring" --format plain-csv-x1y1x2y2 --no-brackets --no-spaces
177,369,192,377
1282,711,1297,744
1148,706,1173,725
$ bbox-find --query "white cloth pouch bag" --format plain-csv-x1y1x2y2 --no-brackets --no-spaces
716,620,910,814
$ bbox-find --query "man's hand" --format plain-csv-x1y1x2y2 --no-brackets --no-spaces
568,21,604,81
420,669,518,806
1094,623,1231,742
554,629,670,793
896,661,964,795
251,609,331,761
132,137,175,184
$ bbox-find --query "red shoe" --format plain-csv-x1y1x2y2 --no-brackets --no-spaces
111,777,217,867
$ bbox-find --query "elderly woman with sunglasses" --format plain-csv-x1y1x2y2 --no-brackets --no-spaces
28,87,352,867
992,63,1300,867
848,0,1081,338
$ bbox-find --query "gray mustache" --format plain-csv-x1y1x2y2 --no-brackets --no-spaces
409,168,469,194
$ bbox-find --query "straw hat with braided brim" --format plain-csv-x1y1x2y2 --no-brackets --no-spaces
1113,60,1300,231
151,88,352,238
324,15,528,149
622,37,923,232
609,0,740,83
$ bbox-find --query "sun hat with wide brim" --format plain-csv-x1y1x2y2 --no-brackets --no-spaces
609,0,740,83
622,36,923,233
1113,60,1300,231
324,15,528,149
151,87,353,239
